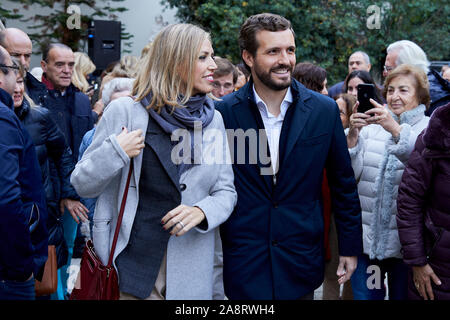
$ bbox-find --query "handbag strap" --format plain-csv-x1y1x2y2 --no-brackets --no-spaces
107,160,134,267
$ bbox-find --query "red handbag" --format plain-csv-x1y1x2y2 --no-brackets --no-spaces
70,161,134,300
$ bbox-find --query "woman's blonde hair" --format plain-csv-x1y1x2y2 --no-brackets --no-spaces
110,55,139,78
72,52,96,93
12,58,36,107
133,23,212,112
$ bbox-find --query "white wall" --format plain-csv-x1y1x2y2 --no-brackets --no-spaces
1,0,178,69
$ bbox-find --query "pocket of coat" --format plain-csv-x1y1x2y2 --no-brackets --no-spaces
93,220,111,232
28,203,40,234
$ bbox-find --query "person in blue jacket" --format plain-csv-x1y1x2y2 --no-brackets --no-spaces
216,14,363,300
0,46,48,300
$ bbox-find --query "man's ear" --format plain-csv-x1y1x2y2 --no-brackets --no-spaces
40,60,47,73
242,50,254,70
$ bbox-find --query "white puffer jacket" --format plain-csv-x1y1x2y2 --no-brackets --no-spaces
349,105,429,260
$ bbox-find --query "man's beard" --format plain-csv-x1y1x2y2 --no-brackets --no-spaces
253,63,293,91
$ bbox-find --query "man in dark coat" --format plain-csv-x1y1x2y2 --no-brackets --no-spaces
39,43,95,297
0,46,48,300
216,13,363,300
397,102,450,300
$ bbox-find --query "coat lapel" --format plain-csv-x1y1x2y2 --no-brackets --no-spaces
280,81,314,167
145,115,180,191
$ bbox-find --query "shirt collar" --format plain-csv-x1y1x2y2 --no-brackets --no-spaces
253,84,293,119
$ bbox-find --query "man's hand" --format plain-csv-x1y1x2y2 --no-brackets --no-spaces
60,198,89,224
337,256,357,285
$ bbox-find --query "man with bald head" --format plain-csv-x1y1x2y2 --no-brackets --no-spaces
0,28,32,70
328,51,372,99
0,28,47,105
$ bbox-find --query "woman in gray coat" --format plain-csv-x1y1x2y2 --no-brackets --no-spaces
70,24,237,300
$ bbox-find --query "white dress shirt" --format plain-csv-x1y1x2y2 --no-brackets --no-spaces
253,85,293,174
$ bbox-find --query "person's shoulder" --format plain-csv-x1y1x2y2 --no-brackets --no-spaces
82,127,96,143
215,87,246,113
0,103,27,144
329,80,345,91
74,89,91,104
0,102,19,124
103,96,143,118
29,105,49,118
293,81,336,110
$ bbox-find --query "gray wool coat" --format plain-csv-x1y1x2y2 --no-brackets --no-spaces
70,96,237,299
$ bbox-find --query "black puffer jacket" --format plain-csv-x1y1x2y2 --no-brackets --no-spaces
15,100,78,267
426,69,450,116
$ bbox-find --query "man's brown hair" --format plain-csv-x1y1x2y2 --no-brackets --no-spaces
239,13,294,72
214,57,238,84
292,62,327,93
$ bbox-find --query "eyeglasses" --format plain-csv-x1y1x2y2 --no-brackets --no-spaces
0,64,19,73
383,65,394,73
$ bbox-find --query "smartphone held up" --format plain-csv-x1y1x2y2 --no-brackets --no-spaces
357,84,377,114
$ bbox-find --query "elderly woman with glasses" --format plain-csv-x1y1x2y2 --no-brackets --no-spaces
346,64,430,300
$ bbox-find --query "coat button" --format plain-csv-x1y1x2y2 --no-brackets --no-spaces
271,240,278,247
180,184,187,191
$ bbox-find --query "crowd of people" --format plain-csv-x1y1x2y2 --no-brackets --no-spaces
0,12,449,301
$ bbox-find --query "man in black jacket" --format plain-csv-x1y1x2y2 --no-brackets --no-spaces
39,43,96,297
0,45,48,300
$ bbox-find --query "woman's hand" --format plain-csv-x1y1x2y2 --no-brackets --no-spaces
116,127,145,158
365,99,402,139
412,264,442,300
60,198,89,224
161,205,206,237
347,102,370,148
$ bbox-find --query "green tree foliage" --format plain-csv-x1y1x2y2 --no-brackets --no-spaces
162,0,450,84
0,7,23,26
1,0,133,53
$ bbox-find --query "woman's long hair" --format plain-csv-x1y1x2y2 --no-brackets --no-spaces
133,23,212,113
72,52,96,93
344,70,383,104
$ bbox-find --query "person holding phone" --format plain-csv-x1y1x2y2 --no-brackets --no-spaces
346,64,430,300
